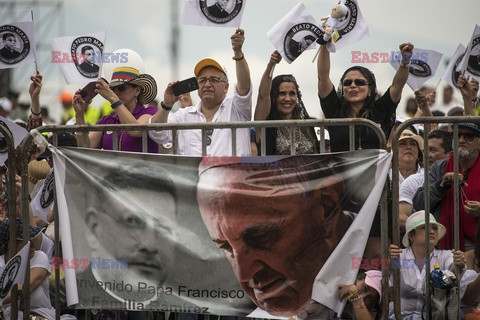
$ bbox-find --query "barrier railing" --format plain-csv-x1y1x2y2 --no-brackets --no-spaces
12,118,390,320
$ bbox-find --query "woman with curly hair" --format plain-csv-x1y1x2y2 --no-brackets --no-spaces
254,50,318,155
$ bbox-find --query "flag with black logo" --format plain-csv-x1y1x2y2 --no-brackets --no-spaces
324,0,369,53
0,242,30,304
458,24,480,83
31,168,54,224
0,21,36,70
0,116,28,165
389,47,443,91
181,0,247,27
442,43,466,89
267,3,321,64
51,31,105,84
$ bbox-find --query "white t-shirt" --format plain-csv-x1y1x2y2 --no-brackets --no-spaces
149,85,252,156
399,172,425,204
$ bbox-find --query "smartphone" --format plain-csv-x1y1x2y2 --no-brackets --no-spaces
172,77,199,96
79,81,98,102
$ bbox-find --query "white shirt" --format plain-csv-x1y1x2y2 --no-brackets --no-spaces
399,172,425,204
149,85,252,156
389,165,424,187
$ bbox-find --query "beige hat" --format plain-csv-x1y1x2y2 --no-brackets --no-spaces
28,160,50,195
399,129,424,151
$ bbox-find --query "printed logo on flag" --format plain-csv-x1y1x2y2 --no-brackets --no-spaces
409,60,432,78
199,0,243,24
40,171,55,209
452,52,466,88
0,255,21,299
466,36,480,77
334,0,358,40
0,25,31,65
71,36,104,79
0,120,12,154
283,23,322,62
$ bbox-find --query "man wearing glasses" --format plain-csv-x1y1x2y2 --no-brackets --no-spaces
413,123,480,251
149,28,252,156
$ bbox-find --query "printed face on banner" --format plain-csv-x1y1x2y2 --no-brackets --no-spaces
283,25,321,62
0,26,30,65
71,36,104,79
200,0,243,24
197,157,355,316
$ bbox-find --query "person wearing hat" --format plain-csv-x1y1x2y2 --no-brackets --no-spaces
149,28,252,156
73,63,159,153
413,122,480,251
0,218,69,320
337,270,382,320
317,41,413,152
389,210,471,320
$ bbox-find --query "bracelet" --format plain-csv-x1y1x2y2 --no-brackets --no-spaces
232,53,244,61
30,108,41,116
111,100,123,109
347,292,363,303
161,101,173,111
464,111,475,116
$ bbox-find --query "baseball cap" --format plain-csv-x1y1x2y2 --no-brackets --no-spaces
194,58,228,79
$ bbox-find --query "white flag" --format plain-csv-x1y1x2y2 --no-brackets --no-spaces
0,242,30,304
181,0,247,28
0,21,36,69
313,151,392,315
442,44,466,89
31,168,54,224
327,0,369,52
267,3,322,64
390,48,443,91
51,31,105,85
0,116,28,166
458,24,480,83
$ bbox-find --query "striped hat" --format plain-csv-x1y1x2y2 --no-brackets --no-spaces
109,66,157,105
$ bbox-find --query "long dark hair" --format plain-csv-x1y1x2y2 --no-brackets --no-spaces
265,74,318,155
338,66,378,118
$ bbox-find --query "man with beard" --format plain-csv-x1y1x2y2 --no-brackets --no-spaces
413,123,480,251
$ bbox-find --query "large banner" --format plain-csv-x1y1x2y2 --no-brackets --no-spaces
52,147,391,318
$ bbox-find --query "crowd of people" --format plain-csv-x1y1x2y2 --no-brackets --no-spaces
0,27,480,320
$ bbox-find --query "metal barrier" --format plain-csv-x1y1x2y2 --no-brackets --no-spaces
12,118,389,320
391,116,480,320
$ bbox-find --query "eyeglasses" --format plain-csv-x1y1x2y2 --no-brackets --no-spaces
342,79,369,87
197,77,227,86
205,129,213,146
458,131,479,141
111,84,137,92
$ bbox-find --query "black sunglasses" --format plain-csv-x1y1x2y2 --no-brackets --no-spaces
459,131,479,141
111,83,137,92
342,79,369,87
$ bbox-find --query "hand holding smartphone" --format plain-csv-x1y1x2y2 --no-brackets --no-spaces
171,77,199,96
79,81,97,102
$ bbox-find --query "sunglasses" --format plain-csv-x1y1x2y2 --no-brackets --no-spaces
197,77,227,86
342,79,369,87
111,84,137,92
205,129,213,146
458,131,479,141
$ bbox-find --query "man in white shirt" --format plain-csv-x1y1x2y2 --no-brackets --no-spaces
149,28,252,156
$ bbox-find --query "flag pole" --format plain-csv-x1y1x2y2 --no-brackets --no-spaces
31,10,39,74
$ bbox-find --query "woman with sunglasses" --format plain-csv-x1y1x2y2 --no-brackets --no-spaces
73,66,158,153
317,42,413,152
254,50,318,155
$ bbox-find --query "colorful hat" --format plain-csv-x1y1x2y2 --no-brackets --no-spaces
109,66,157,105
194,58,228,79
403,210,446,247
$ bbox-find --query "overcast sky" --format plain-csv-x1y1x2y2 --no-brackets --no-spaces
7,0,480,122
